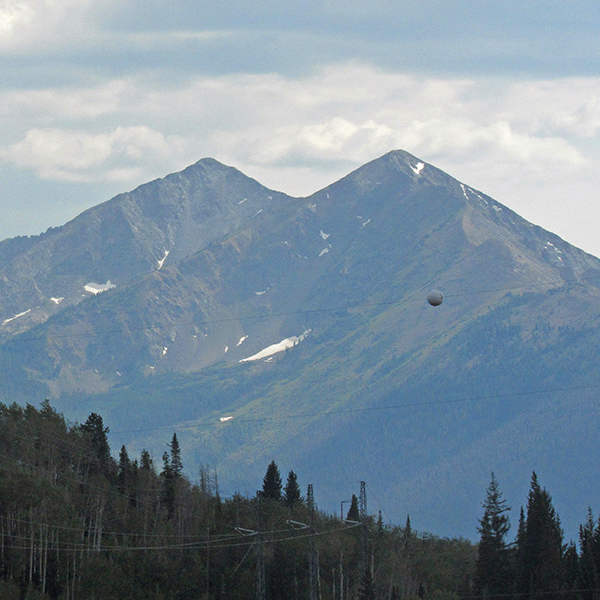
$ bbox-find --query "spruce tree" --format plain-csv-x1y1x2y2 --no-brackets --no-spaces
283,470,302,508
578,509,598,600
516,472,564,600
140,449,153,471
346,494,360,521
474,473,512,598
262,460,283,500
117,445,131,495
169,433,183,477
80,412,112,477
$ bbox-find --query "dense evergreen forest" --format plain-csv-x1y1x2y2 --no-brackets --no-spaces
0,400,597,600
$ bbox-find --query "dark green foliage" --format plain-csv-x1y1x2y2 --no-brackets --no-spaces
262,460,282,501
577,509,599,600
516,473,564,600
0,399,482,600
168,433,183,476
357,565,375,600
79,411,112,477
6,399,600,600
474,473,512,598
283,470,302,508
346,494,359,521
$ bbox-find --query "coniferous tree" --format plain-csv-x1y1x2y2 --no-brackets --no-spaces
168,433,183,477
283,470,302,508
262,460,282,501
159,434,184,518
405,515,412,539
516,472,564,600
140,449,153,471
347,494,360,521
474,473,512,598
578,509,598,600
117,445,131,495
563,541,579,596
80,412,111,476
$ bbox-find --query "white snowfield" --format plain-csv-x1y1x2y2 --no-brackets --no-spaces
411,162,425,175
84,281,116,294
3,309,31,325
239,329,311,363
157,250,169,270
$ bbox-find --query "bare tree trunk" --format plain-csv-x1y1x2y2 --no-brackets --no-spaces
28,507,34,583
340,551,344,600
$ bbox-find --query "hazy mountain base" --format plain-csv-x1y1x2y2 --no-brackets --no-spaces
53,287,600,541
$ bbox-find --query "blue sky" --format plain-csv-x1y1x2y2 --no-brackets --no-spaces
2,1,600,255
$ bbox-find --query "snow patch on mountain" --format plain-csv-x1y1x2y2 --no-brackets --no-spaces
240,330,311,363
84,281,116,295
3,309,32,325
157,250,169,270
411,162,425,175
50,297,64,304
320,230,330,240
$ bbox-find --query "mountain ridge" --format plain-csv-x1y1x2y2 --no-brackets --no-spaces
2,149,600,538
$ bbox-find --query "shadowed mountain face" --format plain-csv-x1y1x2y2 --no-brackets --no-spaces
2,150,600,539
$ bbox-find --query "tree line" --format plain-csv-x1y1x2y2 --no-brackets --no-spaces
473,471,598,600
0,399,594,600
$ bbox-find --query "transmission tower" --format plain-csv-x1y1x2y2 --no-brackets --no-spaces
359,481,368,570
359,481,367,520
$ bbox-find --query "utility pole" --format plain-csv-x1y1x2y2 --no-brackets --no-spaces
341,499,352,521
307,484,320,600
359,481,368,570
255,492,266,600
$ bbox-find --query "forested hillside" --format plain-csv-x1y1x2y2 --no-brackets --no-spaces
0,400,597,600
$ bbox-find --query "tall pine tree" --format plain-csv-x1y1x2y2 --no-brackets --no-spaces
516,473,564,600
346,494,360,521
283,470,302,508
474,473,512,598
578,509,598,600
262,460,282,501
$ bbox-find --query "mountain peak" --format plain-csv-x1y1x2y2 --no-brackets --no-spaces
3,151,600,540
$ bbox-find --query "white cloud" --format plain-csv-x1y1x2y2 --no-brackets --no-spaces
0,79,135,120
3,61,600,254
0,1,35,34
2,126,188,182
2,64,595,186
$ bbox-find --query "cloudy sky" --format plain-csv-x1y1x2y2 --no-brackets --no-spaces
2,1,600,255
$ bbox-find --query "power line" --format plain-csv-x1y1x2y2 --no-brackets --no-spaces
2,271,598,347
111,381,600,436
0,520,362,553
